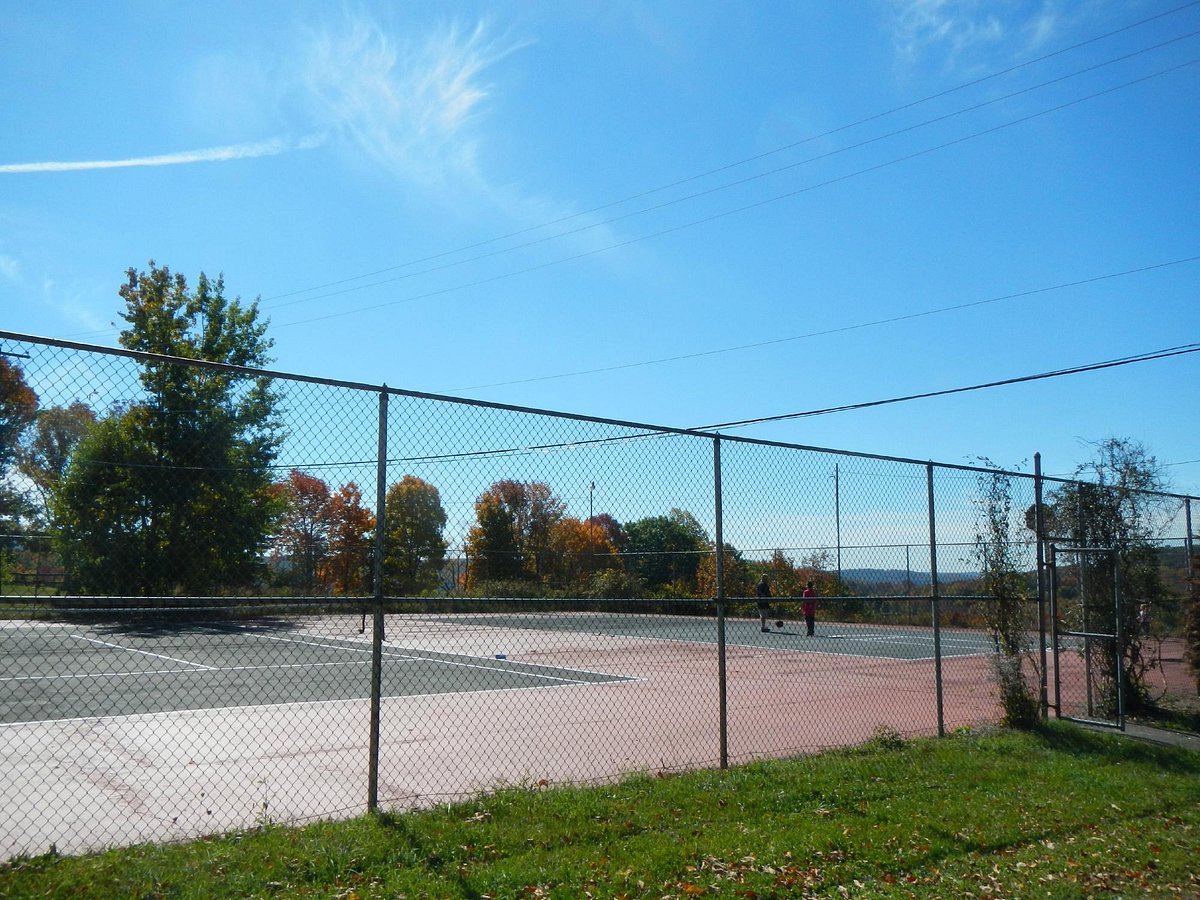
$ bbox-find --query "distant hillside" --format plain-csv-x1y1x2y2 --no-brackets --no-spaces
841,568,979,586
846,546,1195,596
1156,544,1194,597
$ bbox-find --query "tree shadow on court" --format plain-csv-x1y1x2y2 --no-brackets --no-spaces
86,615,316,638
36,603,354,638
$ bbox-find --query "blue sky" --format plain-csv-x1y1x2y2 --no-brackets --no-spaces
2,1,1198,494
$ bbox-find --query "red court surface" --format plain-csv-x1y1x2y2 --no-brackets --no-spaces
1,615,1013,859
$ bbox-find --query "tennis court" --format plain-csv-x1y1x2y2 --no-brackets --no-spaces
0,616,637,725
1,607,1003,859
433,610,999,659
2,611,995,725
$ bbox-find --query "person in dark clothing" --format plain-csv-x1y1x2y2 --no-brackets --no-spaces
756,574,773,632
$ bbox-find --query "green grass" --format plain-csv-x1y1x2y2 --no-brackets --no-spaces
3,722,1198,898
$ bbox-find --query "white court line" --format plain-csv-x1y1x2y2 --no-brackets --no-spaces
69,634,219,670
0,677,643,730
374,651,602,685
830,633,989,647
711,631,993,662
246,632,376,655
249,632,609,686
10,627,622,687
0,660,364,684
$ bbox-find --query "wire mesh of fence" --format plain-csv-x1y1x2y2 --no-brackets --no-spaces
0,331,1196,858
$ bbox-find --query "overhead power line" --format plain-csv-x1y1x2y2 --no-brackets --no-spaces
262,1,1200,306
267,32,1200,315
445,255,1200,391
274,56,1200,331
694,343,1200,432
56,342,1198,475
52,7,1200,347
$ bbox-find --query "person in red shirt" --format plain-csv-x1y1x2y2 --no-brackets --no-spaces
801,580,817,636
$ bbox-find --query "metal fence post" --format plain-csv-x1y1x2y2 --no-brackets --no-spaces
1050,543,1062,718
1034,453,1049,719
714,435,728,770
1186,498,1194,579
368,386,388,812
926,463,945,737
1113,552,1126,731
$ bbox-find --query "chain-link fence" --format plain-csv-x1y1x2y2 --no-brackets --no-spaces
1,331,1195,858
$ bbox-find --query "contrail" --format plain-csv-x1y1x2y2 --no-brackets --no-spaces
0,135,325,173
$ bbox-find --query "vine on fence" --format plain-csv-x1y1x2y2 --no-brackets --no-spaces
974,461,1039,728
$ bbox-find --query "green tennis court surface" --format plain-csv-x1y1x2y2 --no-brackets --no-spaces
0,618,634,725
431,611,1000,659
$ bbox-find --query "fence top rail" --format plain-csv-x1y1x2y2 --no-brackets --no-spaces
2,330,708,437
4,330,1197,504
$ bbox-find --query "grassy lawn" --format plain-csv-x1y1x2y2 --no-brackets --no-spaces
2,722,1197,898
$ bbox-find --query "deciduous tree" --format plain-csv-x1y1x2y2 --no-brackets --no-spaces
547,516,619,590
383,475,448,594
321,482,375,595
54,412,157,595
1045,438,1171,712
465,480,565,590
272,470,332,592
0,356,38,526
54,264,282,594
590,512,627,553
465,491,523,588
695,542,749,599
18,402,97,526
761,550,804,598
624,508,711,596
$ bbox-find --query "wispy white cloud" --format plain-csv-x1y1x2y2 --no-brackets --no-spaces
887,0,1072,70
0,254,20,281
0,245,112,334
0,135,325,174
1023,7,1063,51
38,275,114,335
300,15,525,190
889,0,1006,66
